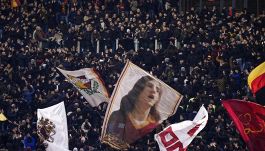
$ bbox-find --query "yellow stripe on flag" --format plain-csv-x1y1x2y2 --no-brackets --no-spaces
248,62,265,90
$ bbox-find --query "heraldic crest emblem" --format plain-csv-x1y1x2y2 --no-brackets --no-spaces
67,75,100,95
37,117,56,147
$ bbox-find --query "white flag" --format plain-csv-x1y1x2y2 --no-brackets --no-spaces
155,105,208,151
37,102,69,151
57,68,109,107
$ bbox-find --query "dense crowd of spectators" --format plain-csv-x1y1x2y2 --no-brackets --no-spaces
0,0,264,150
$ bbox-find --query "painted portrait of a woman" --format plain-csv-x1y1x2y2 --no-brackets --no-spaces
106,76,162,145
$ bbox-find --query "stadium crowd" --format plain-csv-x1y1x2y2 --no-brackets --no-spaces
0,0,264,150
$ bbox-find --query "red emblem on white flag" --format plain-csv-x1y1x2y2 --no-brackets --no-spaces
155,106,208,151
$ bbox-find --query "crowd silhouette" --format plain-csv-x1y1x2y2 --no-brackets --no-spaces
0,0,264,150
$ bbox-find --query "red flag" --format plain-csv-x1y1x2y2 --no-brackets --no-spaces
222,99,265,151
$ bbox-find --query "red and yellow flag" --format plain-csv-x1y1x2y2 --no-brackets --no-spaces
222,99,265,151
248,62,265,94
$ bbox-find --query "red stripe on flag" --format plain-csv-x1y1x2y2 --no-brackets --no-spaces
251,73,265,94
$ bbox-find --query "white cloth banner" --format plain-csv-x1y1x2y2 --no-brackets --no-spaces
57,68,109,107
37,102,69,151
155,105,208,151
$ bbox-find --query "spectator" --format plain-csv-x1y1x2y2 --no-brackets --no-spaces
23,133,36,151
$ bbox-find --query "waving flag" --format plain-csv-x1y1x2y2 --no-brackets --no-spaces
222,99,265,151
154,105,208,151
101,61,183,149
11,0,21,8
248,62,265,105
37,101,69,151
57,68,109,107
0,113,7,121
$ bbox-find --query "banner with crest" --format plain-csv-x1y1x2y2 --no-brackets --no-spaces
222,99,265,151
101,61,183,149
37,101,69,151
57,68,109,107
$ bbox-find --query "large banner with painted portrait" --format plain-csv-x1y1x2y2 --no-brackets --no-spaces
57,68,109,107
101,61,183,149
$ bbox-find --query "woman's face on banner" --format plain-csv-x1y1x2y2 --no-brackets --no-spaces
138,80,161,107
